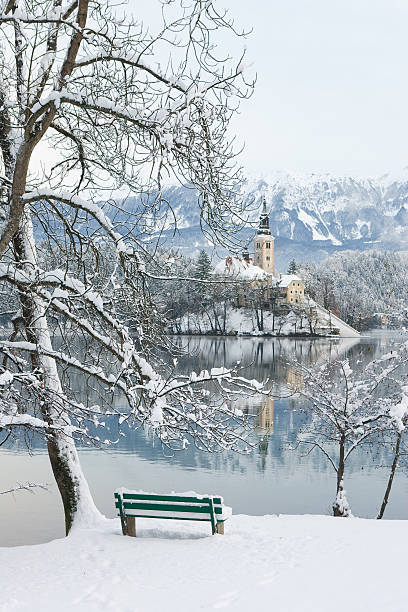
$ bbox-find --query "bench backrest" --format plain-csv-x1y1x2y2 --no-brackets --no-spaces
114,491,227,534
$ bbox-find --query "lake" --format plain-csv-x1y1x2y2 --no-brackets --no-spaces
1,331,407,546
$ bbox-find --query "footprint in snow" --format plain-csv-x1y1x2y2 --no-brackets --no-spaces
258,569,278,585
213,591,239,609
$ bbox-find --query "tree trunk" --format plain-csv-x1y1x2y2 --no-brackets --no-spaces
254,304,263,332
212,306,222,334
204,310,215,333
377,431,402,520
333,435,349,517
13,210,101,534
336,437,345,494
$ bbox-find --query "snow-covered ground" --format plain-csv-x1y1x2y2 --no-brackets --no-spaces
312,302,360,338
2,513,407,612
176,305,359,338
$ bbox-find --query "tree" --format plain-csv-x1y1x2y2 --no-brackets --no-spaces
247,281,267,332
287,259,297,275
298,251,408,330
190,250,213,327
194,250,213,280
377,428,404,519
292,353,408,517
0,0,256,533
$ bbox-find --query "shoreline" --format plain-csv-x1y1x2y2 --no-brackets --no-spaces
168,331,345,339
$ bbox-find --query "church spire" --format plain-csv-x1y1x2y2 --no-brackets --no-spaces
257,196,271,235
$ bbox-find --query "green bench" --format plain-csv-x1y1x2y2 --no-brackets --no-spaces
114,489,231,536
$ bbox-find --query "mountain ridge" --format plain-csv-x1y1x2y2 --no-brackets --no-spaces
120,172,408,270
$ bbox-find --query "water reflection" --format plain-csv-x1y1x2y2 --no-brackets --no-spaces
1,331,407,546
253,396,275,435
174,335,362,387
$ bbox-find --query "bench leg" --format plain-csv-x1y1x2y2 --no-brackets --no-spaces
126,516,136,537
216,522,224,535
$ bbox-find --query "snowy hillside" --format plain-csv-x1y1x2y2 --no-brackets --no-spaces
173,305,360,338
123,172,408,269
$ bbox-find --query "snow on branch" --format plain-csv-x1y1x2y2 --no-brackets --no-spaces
0,482,48,495
0,0,258,531
22,190,129,254
287,348,408,516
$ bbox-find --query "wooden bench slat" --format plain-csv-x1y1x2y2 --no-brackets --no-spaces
126,510,217,523
117,493,223,505
122,502,213,514
123,512,219,521
115,501,224,515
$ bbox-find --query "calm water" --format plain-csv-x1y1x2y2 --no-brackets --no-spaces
1,331,407,546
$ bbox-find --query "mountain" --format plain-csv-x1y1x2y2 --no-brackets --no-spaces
120,171,408,272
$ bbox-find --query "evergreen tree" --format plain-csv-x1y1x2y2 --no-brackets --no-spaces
287,259,297,274
194,250,213,279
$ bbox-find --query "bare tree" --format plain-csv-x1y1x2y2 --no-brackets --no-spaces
0,0,256,533
377,429,404,519
291,352,408,517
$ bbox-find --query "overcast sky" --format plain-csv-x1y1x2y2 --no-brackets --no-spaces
35,1,408,182
213,0,408,178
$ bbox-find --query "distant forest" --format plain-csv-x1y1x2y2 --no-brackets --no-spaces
297,250,408,329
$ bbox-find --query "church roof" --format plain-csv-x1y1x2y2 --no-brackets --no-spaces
214,256,267,280
277,274,302,288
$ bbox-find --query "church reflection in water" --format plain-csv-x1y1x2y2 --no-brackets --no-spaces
253,396,275,472
253,396,275,435
285,366,304,391
232,394,275,471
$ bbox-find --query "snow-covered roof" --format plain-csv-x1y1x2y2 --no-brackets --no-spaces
278,274,302,288
213,257,267,280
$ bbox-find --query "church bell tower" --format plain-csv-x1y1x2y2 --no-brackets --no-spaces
253,197,275,276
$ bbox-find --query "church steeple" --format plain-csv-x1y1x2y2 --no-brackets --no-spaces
258,197,271,235
253,196,275,276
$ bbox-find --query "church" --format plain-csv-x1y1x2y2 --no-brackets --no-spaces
253,199,275,276
215,198,305,309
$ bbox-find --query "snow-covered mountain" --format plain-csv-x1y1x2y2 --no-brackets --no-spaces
123,171,408,270
248,171,408,246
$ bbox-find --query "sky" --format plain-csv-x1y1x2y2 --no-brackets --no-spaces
133,0,408,179
218,0,408,179
35,1,408,182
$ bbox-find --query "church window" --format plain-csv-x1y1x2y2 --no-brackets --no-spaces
266,256,270,261
256,242,261,249
266,242,271,248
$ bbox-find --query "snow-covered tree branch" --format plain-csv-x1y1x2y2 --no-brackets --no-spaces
0,0,257,534
290,346,408,517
